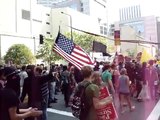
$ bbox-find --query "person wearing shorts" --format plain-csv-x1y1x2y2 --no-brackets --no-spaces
118,68,135,113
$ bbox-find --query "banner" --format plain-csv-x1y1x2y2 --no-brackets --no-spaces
96,86,118,120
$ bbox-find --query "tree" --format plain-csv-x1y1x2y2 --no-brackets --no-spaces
4,44,35,65
65,32,107,53
36,38,62,64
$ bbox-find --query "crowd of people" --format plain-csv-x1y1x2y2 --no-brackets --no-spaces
0,58,160,120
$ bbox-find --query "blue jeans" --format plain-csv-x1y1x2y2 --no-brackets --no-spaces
41,95,49,120
49,82,56,102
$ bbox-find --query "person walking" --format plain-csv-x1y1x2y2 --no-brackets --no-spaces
61,65,71,107
118,68,135,113
110,64,120,93
78,66,113,120
102,64,115,94
145,60,159,100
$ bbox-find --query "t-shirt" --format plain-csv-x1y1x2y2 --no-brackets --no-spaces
102,70,112,86
19,71,28,87
61,71,70,84
82,80,99,120
119,75,130,93
0,80,5,89
0,88,19,120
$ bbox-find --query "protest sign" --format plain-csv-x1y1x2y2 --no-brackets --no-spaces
96,86,118,120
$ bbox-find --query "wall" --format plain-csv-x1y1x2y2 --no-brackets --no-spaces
144,16,158,43
0,0,52,58
51,7,100,38
120,26,138,55
89,0,107,21
118,26,152,57
0,0,16,34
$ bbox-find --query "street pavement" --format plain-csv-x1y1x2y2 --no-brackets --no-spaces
47,92,159,120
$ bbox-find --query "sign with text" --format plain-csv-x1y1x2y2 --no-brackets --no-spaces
96,86,118,120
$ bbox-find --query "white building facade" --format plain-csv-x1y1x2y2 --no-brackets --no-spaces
51,7,100,38
0,0,52,58
38,0,108,36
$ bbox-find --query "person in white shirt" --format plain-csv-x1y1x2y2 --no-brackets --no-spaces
19,66,28,87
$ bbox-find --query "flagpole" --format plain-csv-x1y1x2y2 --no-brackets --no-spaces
59,25,61,33
61,12,73,41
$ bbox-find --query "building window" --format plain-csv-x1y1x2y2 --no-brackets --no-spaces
22,9,30,20
110,24,115,27
104,27,107,35
80,2,83,6
110,33,114,36
103,23,107,26
46,13,50,16
98,18,101,23
46,32,50,34
100,26,103,34
81,7,84,12
46,22,50,25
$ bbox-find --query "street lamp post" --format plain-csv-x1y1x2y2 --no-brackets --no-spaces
61,12,73,40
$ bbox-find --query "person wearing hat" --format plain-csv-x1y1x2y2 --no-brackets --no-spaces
0,67,42,120
4,67,21,97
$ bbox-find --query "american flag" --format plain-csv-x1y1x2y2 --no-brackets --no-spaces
53,32,95,69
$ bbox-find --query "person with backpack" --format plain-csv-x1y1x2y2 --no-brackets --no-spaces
71,66,113,120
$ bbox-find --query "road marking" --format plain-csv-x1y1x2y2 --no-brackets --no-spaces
147,99,160,120
47,108,74,117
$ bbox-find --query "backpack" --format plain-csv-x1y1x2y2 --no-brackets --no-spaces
71,81,91,119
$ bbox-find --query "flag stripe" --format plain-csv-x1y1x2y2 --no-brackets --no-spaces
54,44,90,67
53,32,95,69
54,45,83,69
74,46,88,56
53,48,82,70
71,53,92,64
70,54,92,66
54,46,84,69
72,50,90,62
53,45,82,69
72,52,90,63
53,46,82,69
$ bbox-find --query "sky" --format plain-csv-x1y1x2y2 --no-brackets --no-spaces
107,0,160,23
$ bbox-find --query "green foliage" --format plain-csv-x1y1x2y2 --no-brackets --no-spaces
65,32,107,53
4,44,35,65
36,38,62,64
